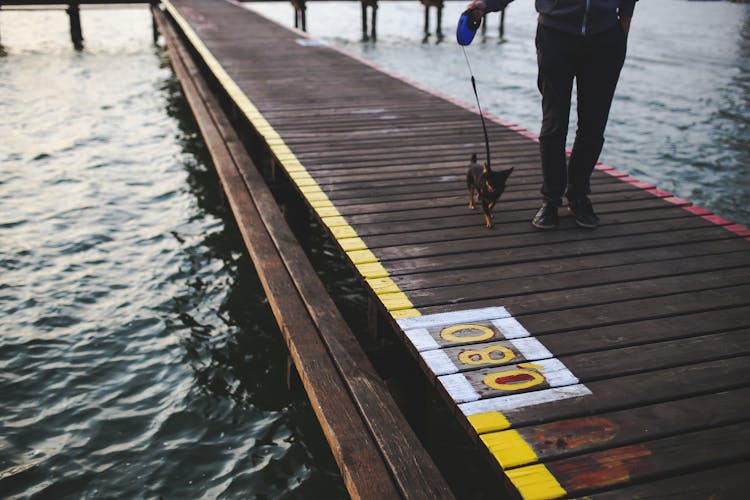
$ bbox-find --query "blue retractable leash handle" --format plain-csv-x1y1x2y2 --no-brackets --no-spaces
457,9,492,168
456,8,482,46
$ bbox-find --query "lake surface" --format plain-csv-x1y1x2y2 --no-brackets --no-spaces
0,8,345,498
1,1,748,498
249,0,750,227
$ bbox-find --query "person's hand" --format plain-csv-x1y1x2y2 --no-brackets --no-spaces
465,0,486,22
619,16,632,36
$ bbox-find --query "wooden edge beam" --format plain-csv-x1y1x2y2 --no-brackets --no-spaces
152,7,401,499
154,6,455,499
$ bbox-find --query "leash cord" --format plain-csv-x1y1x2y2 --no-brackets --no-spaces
461,45,491,168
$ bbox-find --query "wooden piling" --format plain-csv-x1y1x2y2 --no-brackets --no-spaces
66,2,83,50
292,0,306,32
360,0,377,42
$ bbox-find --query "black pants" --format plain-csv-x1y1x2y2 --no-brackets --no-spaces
535,23,627,205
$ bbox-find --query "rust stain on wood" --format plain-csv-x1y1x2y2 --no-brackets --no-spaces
552,444,653,491
532,416,619,454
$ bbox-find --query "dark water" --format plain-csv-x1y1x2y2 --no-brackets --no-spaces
0,8,345,498
249,0,750,227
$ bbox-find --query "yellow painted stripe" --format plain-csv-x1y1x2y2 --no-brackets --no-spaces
300,184,325,196
366,277,402,295
316,206,341,218
391,308,421,319
467,403,568,499
161,0,419,324
481,430,538,469
468,411,511,434
356,262,390,279
330,225,358,239
322,215,350,228
379,291,415,311
310,198,335,209
347,249,379,265
505,464,566,500
339,237,368,252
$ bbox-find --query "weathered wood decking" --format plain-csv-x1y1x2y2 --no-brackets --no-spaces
161,0,750,497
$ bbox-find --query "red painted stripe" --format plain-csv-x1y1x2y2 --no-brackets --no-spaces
725,224,750,237
702,214,733,226
663,196,692,206
620,176,656,189
602,168,630,177
684,206,713,216
647,188,673,198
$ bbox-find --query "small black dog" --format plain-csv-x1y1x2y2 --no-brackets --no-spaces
466,153,513,229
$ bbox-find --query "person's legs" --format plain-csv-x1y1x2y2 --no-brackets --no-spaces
567,24,627,203
536,24,578,207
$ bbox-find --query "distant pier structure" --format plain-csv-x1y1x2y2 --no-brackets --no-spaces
0,0,158,50
0,0,505,51
281,0,506,42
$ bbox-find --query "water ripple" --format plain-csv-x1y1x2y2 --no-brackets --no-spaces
1,8,345,499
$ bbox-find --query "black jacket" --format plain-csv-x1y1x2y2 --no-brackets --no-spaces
483,0,637,36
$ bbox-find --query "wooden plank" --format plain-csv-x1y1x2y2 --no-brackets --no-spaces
506,284,750,335
540,305,750,355
485,387,750,468
390,239,749,293
322,185,659,218
337,198,704,237
391,241,747,295
323,176,635,206
159,7,455,498
362,216,731,262
517,421,750,495
335,195,686,227
403,266,750,311
558,329,750,380
377,227,742,279
590,460,750,499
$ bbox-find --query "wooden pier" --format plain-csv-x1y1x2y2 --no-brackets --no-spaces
156,0,750,497
0,0,159,49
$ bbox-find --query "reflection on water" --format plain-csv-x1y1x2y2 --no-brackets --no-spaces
0,8,345,498
249,0,750,227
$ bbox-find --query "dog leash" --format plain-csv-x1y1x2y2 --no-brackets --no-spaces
461,46,492,169
457,10,492,169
